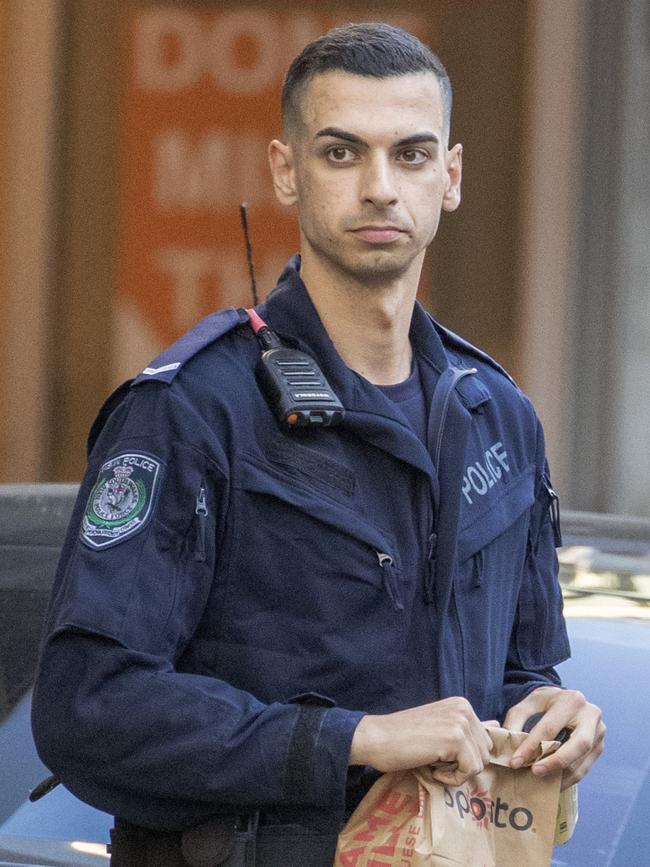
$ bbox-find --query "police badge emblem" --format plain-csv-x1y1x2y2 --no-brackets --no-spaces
81,453,162,549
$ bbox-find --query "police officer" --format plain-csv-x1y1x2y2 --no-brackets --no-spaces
32,23,605,866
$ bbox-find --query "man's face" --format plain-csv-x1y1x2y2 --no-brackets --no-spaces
270,70,462,285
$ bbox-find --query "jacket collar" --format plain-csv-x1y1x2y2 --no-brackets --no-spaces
260,255,490,477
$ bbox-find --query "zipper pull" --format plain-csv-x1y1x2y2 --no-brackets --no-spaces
544,477,562,547
195,486,208,516
194,486,208,562
424,532,437,604
377,552,403,612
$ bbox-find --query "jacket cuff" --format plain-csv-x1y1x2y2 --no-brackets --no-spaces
283,706,365,806
501,667,563,717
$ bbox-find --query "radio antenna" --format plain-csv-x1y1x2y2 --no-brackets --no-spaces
239,202,259,306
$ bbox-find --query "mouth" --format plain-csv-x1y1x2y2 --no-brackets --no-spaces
350,225,406,244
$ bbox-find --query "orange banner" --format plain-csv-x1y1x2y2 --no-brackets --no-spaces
115,6,431,380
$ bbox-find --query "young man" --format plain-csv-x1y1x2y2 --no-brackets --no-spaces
33,23,604,866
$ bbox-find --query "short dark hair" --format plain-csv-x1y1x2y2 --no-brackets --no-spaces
282,22,452,137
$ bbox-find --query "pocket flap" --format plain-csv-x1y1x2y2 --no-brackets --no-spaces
236,454,395,558
458,466,535,562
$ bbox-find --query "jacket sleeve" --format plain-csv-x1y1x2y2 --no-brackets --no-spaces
501,419,571,713
31,383,362,831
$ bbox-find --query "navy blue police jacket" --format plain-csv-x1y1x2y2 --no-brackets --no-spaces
32,256,570,831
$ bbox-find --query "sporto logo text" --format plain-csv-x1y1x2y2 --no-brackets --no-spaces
443,786,534,832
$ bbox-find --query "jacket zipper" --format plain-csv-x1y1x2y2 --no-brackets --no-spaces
377,552,404,612
194,485,208,562
425,367,478,604
424,532,437,603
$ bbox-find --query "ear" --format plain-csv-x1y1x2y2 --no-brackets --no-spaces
442,143,462,212
268,139,298,206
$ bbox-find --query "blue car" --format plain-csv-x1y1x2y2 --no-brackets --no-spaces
552,511,650,867
0,486,648,865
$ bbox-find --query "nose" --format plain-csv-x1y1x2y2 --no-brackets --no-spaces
360,154,398,208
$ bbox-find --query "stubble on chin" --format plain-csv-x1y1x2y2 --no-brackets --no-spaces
344,256,413,287
310,238,408,285
336,236,424,287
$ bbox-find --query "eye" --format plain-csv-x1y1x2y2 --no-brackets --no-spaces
398,148,429,165
326,145,357,164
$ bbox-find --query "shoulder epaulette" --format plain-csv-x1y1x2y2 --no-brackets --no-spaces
86,308,248,455
132,307,248,387
432,318,518,388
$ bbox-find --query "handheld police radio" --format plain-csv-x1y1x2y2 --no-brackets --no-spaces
239,203,345,430
246,308,344,429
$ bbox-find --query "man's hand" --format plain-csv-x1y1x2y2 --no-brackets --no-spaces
503,686,605,789
349,697,494,787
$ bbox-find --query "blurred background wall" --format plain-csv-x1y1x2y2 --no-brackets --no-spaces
0,0,648,518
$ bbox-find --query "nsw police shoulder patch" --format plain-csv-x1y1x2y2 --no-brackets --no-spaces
81,452,162,549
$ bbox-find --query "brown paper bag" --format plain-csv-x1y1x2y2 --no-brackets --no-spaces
335,727,563,867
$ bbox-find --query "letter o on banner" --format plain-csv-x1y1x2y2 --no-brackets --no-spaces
509,807,533,831
207,11,279,94
136,9,202,91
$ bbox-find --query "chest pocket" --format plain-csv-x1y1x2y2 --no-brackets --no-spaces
232,454,406,604
454,467,536,719
215,453,413,708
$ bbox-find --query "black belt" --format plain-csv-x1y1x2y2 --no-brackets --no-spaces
109,814,258,867
109,811,341,867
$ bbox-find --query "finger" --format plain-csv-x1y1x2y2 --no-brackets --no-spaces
502,685,562,732
560,743,603,789
431,761,457,772
455,738,490,783
510,718,567,769
482,719,500,728
476,724,496,768
559,755,591,789
531,728,603,778
533,719,606,783
433,767,473,787
433,748,484,787
511,695,593,768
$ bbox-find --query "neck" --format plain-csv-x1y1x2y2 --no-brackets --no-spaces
299,249,424,385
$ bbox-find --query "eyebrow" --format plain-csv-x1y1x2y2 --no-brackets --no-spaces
315,127,440,147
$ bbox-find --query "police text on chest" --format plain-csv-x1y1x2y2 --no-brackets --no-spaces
461,442,510,505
